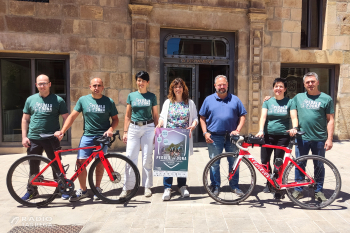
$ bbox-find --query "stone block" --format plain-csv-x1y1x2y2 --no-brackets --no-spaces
119,89,131,105
81,5,103,20
104,8,129,23
328,23,341,35
0,16,4,31
290,8,302,21
149,41,160,57
35,3,61,18
291,32,301,48
238,46,248,60
70,88,83,103
105,89,119,103
85,72,111,88
267,20,282,31
101,56,118,72
238,30,249,46
6,16,62,34
110,73,122,89
341,25,350,35
62,19,92,37
100,0,128,7
62,5,79,18
92,21,111,38
299,50,317,63
87,38,122,55
281,32,292,47
283,20,301,33
262,62,270,75
71,54,100,71
344,51,350,64
238,61,248,76
338,13,350,24
70,72,85,88
264,33,271,46
271,62,281,76
118,56,131,73
336,3,347,12
263,47,278,61
275,7,290,19
0,0,6,14
271,32,281,47
340,65,349,78
328,50,343,64
61,36,88,53
71,139,80,148
334,36,350,50
341,78,350,93
327,2,337,23
283,0,301,8
267,0,282,7
116,104,126,115
266,7,274,19
9,1,35,16
71,121,84,139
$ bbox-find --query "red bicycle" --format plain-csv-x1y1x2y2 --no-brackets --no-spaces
7,131,140,207
202,132,341,209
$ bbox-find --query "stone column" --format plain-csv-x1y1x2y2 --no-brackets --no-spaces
128,4,153,91
248,8,267,133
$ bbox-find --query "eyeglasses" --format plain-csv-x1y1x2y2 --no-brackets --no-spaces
36,82,49,86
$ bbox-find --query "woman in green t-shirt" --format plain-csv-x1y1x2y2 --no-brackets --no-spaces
121,71,159,198
256,78,298,194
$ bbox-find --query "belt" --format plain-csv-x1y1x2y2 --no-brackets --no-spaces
131,120,154,126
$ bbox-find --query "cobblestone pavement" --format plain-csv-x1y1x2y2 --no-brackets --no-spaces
1,141,350,233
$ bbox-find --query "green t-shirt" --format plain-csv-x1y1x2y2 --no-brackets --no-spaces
74,94,118,136
291,92,334,141
262,97,292,135
127,91,157,122
23,93,68,140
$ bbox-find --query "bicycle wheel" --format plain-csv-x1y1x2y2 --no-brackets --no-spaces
283,155,341,209
88,153,140,204
7,155,59,207
203,153,256,204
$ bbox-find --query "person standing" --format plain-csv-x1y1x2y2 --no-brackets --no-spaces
199,75,247,196
290,72,334,202
21,74,69,200
54,78,119,201
256,78,298,194
156,78,198,201
122,71,158,198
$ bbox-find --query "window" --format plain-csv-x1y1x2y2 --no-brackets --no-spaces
0,54,69,144
280,65,335,99
301,0,324,49
165,34,229,59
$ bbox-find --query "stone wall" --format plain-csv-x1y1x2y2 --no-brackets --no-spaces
0,0,132,149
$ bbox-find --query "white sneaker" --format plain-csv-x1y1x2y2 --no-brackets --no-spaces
144,188,152,197
179,186,190,198
212,187,219,196
94,187,103,200
119,190,131,199
162,188,171,201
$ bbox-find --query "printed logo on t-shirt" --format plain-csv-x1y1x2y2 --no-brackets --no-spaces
301,99,321,110
88,103,105,113
34,102,52,112
132,98,150,107
268,104,287,114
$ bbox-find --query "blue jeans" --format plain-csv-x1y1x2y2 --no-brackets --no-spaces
164,177,186,189
77,135,108,159
207,134,240,190
294,138,326,192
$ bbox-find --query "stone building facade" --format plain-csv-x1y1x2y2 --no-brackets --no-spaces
0,0,349,154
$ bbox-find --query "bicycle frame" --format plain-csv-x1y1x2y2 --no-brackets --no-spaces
29,145,116,187
228,142,315,190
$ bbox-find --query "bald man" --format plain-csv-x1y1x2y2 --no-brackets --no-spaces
55,78,119,201
21,74,69,201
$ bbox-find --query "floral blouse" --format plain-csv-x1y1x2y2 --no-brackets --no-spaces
166,101,190,129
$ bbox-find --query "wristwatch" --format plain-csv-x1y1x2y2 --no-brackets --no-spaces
203,132,209,136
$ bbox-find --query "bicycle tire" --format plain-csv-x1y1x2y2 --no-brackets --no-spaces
7,155,59,207
283,155,341,209
203,153,256,204
88,153,140,204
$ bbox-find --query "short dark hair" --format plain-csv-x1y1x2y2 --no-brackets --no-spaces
272,78,287,89
135,71,150,82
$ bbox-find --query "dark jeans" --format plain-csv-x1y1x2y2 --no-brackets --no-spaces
260,134,290,173
163,177,186,189
27,138,61,180
294,138,326,192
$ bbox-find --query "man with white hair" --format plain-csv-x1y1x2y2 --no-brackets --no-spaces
290,72,335,202
199,75,247,196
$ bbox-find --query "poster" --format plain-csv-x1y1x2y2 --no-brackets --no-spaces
153,128,190,177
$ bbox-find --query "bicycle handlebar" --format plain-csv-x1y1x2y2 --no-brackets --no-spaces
232,135,249,151
93,130,121,153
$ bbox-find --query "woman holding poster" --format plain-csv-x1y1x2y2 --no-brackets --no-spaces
122,71,158,198
156,78,198,201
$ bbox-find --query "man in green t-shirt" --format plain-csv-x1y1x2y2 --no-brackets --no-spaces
290,72,335,202
55,78,119,202
21,74,69,201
